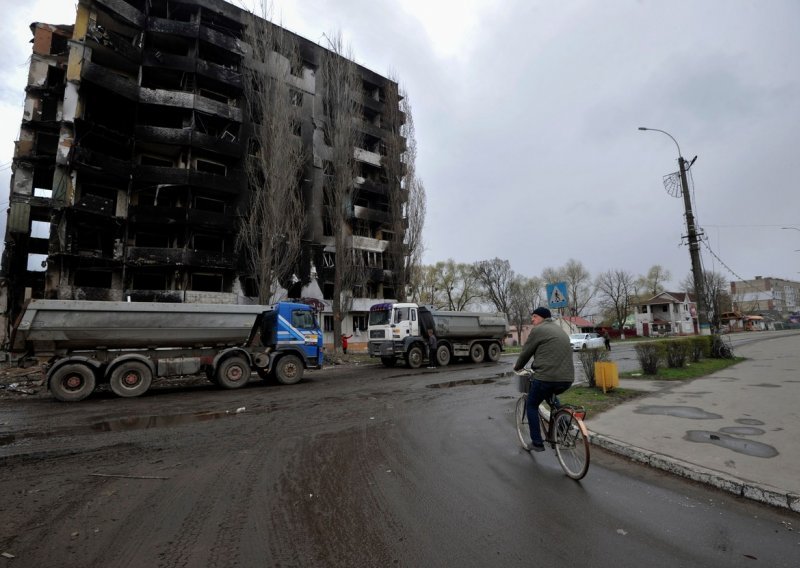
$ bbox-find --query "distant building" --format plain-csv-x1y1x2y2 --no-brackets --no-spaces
1,0,407,347
634,291,697,336
730,276,800,318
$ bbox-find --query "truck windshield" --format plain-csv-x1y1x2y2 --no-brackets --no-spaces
292,310,316,330
368,309,391,326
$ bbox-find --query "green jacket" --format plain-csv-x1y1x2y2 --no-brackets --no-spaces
513,319,574,383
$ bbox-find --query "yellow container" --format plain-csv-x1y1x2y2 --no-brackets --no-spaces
594,361,619,391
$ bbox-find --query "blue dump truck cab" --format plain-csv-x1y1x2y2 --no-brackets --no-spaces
252,302,324,383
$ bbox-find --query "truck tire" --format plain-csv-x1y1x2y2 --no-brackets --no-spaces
109,361,152,398
49,363,96,402
469,343,485,364
406,346,423,369
380,357,397,368
436,345,451,367
485,343,501,363
275,354,303,385
215,355,251,389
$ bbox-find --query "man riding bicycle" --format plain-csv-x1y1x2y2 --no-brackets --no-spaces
513,307,574,452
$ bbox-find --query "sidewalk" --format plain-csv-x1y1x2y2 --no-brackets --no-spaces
587,334,800,512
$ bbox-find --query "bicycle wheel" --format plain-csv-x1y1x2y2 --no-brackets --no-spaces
553,411,590,480
515,395,533,450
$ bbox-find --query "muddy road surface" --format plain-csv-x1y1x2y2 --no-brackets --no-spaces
1,360,797,567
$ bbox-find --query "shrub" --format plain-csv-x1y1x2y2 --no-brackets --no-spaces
665,339,690,368
635,343,664,375
578,348,609,387
688,336,711,362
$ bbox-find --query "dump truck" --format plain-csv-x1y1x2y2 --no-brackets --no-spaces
10,300,323,401
367,302,508,368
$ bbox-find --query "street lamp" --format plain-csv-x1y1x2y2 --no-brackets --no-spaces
639,126,710,335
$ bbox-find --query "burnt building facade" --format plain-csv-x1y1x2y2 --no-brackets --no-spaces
1,0,406,343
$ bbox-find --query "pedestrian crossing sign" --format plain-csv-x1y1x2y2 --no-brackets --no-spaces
546,282,568,309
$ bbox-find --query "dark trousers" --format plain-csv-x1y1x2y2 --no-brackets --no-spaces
526,379,572,445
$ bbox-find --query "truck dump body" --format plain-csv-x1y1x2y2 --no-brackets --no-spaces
424,309,507,340
11,300,271,353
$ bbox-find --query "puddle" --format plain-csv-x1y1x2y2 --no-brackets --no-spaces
0,434,16,446
752,383,781,388
634,406,722,419
685,430,778,458
735,418,764,426
427,378,496,389
719,426,765,436
91,411,235,432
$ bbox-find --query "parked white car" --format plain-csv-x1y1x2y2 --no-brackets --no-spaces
569,333,605,351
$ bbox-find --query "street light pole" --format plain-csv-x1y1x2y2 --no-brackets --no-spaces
639,127,711,335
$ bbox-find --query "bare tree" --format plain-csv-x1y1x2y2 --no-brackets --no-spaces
681,270,731,330
636,264,672,298
474,258,515,316
237,5,306,303
383,80,426,302
320,32,362,351
595,269,636,332
508,275,545,345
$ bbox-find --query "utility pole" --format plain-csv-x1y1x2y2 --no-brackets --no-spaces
639,127,711,335
677,155,710,335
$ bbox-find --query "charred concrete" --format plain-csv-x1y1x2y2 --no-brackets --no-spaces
1,0,407,345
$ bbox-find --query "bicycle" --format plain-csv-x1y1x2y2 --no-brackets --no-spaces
514,369,591,480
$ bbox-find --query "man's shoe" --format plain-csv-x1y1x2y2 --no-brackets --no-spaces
530,443,545,453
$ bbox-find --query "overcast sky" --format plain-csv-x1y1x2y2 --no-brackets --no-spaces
2,0,799,290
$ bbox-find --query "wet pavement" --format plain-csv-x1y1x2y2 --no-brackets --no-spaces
585,332,800,512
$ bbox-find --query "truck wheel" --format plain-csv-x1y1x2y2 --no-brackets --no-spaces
436,345,451,367
380,357,397,368
469,343,485,364
406,346,423,369
215,356,251,389
275,354,303,385
109,361,152,398
485,343,501,362
49,363,96,402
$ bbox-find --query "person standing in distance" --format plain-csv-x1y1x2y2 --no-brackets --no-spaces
426,328,438,369
513,307,574,452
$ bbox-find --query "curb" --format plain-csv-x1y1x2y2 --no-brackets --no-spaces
502,369,799,512
589,431,800,513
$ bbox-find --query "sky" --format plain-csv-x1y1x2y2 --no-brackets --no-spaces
2,0,799,290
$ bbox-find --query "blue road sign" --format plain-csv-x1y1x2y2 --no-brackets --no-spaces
546,282,568,309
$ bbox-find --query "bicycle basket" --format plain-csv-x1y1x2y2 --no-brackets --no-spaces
517,374,531,394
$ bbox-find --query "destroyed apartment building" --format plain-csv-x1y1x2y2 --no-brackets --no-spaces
1,0,409,344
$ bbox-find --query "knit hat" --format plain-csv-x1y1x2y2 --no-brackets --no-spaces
531,307,552,319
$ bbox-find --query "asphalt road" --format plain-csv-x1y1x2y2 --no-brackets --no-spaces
1,358,797,567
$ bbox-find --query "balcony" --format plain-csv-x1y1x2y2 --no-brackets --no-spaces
133,165,245,194
126,246,237,269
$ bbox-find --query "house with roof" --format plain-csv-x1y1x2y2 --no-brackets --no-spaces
634,291,697,337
